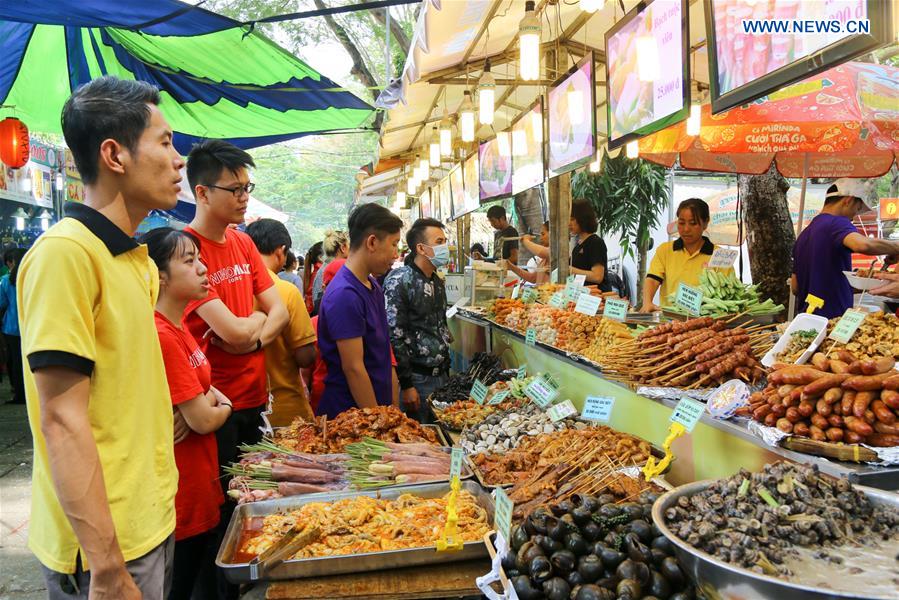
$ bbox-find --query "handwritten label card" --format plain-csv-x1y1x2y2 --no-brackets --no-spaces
494,487,513,543
675,283,703,316
603,298,628,322
525,375,560,408
549,292,565,308
547,399,578,422
575,293,601,316
517,365,527,379
449,447,464,480
521,287,537,304
470,379,489,405
525,328,537,346
670,397,705,433
488,390,510,405
582,396,615,422
829,309,866,344
708,247,739,269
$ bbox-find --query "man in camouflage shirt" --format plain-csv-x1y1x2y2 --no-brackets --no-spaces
384,218,451,423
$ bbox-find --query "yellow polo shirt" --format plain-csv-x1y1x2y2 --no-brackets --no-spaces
18,203,176,573
648,237,729,301
265,269,316,426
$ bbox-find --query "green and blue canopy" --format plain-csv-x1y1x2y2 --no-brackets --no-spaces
0,0,374,153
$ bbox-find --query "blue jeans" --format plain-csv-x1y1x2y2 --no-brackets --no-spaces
407,372,448,424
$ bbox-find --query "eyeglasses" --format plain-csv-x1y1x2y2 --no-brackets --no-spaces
207,182,255,197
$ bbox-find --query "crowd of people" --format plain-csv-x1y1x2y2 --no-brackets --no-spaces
17,76,458,600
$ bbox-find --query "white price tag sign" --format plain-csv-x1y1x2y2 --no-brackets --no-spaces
574,293,601,316
573,274,586,287
581,396,615,422
547,399,578,422
670,397,705,433
708,247,739,269
449,447,464,480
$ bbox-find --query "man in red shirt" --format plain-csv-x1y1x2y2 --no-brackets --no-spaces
183,140,288,599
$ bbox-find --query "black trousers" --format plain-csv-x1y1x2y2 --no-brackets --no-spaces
168,531,215,600
5,334,23,403
195,403,265,600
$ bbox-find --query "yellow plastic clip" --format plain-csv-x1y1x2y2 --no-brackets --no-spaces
436,476,464,552
642,422,686,481
805,294,824,314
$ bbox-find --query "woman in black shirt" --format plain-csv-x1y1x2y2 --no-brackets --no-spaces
569,199,611,292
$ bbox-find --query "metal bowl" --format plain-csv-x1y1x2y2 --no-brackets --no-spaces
651,479,899,600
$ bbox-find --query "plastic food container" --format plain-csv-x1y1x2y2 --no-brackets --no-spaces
761,313,829,368
843,270,883,291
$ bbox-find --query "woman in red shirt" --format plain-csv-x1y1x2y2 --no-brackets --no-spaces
141,228,234,600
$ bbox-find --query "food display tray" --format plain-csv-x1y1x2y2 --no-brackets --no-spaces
466,442,670,489
216,480,494,582
652,480,899,600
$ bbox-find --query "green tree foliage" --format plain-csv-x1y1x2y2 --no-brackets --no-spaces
572,153,670,300
250,131,378,254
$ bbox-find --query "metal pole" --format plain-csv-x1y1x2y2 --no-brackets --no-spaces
796,152,809,237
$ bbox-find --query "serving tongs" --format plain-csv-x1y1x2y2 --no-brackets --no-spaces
248,523,321,581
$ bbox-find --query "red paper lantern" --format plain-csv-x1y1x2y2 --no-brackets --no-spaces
0,117,30,169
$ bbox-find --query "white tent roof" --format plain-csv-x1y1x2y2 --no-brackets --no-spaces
374,0,710,169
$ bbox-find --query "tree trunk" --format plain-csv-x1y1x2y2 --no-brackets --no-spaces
369,7,411,55
739,166,795,307
312,0,382,130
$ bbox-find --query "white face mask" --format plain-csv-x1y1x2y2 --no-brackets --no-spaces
424,243,450,268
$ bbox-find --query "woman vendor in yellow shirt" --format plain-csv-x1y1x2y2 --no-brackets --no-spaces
640,198,725,312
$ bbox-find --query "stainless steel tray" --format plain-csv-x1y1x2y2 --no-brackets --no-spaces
652,479,899,600
216,479,494,583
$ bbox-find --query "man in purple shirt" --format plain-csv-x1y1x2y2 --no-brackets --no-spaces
792,178,899,318
317,204,403,418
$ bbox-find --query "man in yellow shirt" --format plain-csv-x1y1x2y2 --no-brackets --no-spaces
246,219,317,424
18,77,184,598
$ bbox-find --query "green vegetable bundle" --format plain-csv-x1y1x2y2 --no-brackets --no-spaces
666,269,784,318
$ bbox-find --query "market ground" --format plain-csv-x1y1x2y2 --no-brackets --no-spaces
0,386,43,600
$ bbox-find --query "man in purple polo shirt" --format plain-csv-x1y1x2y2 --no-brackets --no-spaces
792,178,899,318
317,203,403,418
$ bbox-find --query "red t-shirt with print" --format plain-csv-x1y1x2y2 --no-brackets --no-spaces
155,312,223,541
184,227,274,410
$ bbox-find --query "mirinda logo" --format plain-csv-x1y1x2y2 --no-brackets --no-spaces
208,263,252,286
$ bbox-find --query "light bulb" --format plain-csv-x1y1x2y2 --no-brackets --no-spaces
686,103,701,136
637,36,659,82
568,89,584,125
531,111,543,143
518,1,541,81
396,190,406,206
460,91,476,142
55,172,64,190
420,156,430,180
626,140,639,159
22,175,32,193
512,129,527,156
429,127,440,166
439,114,453,156
497,131,511,157
580,0,603,12
477,61,496,125
407,178,416,195
15,217,24,231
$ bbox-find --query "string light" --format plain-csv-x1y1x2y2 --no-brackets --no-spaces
460,91,476,142
429,127,440,166
439,112,453,156
686,103,702,136
477,60,496,125
637,36,660,82
626,140,639,159
419,151,430,180
518,1,541,81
